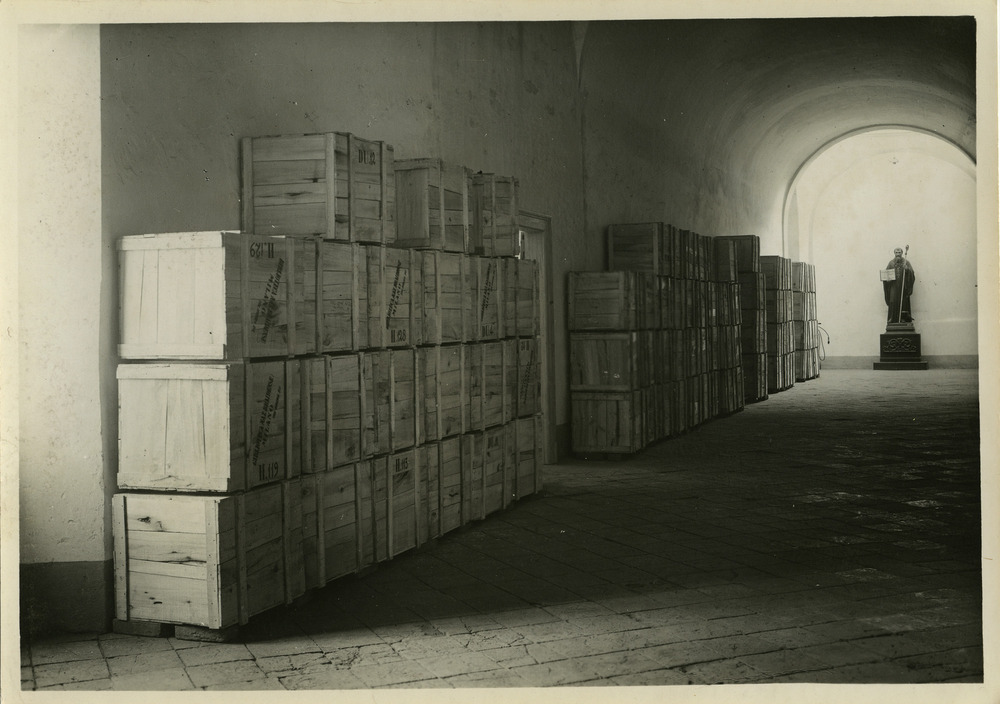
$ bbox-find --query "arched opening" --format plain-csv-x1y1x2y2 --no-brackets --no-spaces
783,128,977,365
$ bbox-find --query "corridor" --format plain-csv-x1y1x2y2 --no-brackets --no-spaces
21,369,984,690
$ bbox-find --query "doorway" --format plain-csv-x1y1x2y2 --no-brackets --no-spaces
517,210,557,464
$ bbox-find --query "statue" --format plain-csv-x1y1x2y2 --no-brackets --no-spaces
882,246,914,325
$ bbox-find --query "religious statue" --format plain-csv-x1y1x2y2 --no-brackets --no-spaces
882,246,915,325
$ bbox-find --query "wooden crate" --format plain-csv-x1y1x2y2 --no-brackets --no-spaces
317,241,367,352
300,355,364,474
394,158,470,252
421,251,473,344
514,258,540,338
390,348,417,451
113,482,302,630
512,415,543,498
470,256,503,341
713,238,737,282
460,427,506,520
117,361,301,493
360,350,415,455
470,173,519,257
607,222,666,275
569,332,651,392
300,463,360,589
567,272,641,331
466,342,506,431
436,436,464,535
415,444,441,543
571,391,645,455
241,132,395,244
515,337,541,417
760,255,792,291
716,235,760,273
368,450,419,561
417,345,468,441
367,246,422,348
119,232,317,361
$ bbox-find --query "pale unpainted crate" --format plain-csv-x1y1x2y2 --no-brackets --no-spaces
465,342,507,431
742,352,769,402
567,271,655,331
417,344,468,442
470,255,504,341
470,173,520,257
795,349,820,382
741,308,767,355
117,361,301,493
367,246,423,348
300,355,363,474
360,349,416,453
513,415,543,498
394,158,470,252
607,222,668,275
317,241,368,352
300,462,362,589
118,232,317,361
502,257,540,338
571,390,646,455
113,481,303,631
569,332,652,392
242,132,395,244
421,251,473,344
415,442,448,543
462,426,512,519
656,329,687,383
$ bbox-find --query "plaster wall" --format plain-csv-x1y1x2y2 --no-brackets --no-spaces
18,25,107,565
100,22,587,436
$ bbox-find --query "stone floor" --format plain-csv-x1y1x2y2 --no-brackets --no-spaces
19,369,987,694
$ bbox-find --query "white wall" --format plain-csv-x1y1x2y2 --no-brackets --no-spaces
18,25,108,564
788,130,977,359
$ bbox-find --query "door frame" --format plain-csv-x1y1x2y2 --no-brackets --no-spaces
517,210,558,465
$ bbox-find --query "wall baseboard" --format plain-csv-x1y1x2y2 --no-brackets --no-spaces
822,355,978,369
20,560,114,638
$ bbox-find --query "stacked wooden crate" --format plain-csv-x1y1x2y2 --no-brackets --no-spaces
716,235,767,403
568,222,745,456
792,262,820,381
760,255,795,393
113,134,544,636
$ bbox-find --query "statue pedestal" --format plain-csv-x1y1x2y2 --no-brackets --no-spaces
874,324,928,370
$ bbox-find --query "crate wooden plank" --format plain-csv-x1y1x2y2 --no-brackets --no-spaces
367,246,422,348
607,222,665,275
118,232,317,360
569,332,644,392
361,351,391,458
470,256,503,341
327,354,364,466
716,235,760,273
513,258,540,338
514,415,543,498
466,342,506,431
417,345,467,441
389,348,417,451
421,252,473,344
394,158,470,252
317,241,367,352
567,272,638,331
470,173,519,257
571,391,644,454
515,337,541,417
368,451,419,560
243,132,395,244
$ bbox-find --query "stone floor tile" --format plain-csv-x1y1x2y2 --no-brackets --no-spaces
490,606,562,627
410,650,502,678
508,658,603,686
607,668,694,685
203,676,287,690
571,649,665,677
738,648,839,677
110,668,195,690
324,642,405,667
673,656,770,684
244,635,323,659
451,628,532,651
31,639,103,665
390,634,471,659
279,665,369,690
98,634,175,658
309,626,384,650
37,678,114,691
641,639,730,668
479,642,567,668
348,660,437,687
254,652,330,675
106,649,185,677
443,669,532,687
33,659,110,688
186,659,267,689
176,643,254,667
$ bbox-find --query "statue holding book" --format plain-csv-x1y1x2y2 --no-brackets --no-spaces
881,246,915,326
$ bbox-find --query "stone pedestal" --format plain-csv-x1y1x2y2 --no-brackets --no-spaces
874,324,928,370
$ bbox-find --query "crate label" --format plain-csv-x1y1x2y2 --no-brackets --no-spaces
250,373,282,477
251,257,286,343
386,260,407,325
